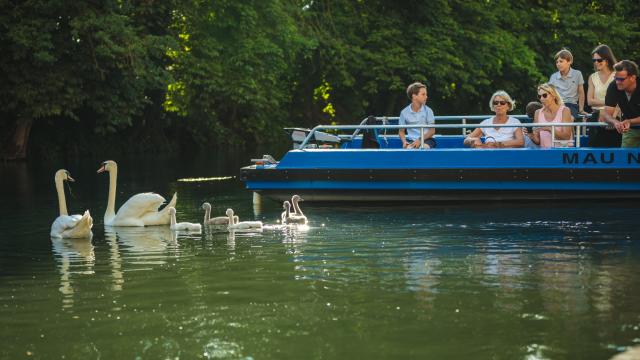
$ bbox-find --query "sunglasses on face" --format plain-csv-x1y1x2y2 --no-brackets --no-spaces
493,100,508,106
592,58,605,63
615,76,628,82
537,93,549,99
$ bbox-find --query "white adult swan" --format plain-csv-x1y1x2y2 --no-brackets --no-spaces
50,169,93,238
168,207,202,232
97,160,177,226
282,200,307,225
290,195,308,224
226,208,262,230
202,202,238,225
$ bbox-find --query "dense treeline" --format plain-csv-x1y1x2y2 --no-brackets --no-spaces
1,0,638,160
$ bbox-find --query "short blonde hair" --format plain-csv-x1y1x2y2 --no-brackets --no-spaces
489,90,516,111
537,83,564,106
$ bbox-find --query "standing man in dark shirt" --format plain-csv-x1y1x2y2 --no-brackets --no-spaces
602,60,640,147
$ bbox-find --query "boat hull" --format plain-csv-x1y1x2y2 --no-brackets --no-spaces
251,189,639,202
240,148,640,202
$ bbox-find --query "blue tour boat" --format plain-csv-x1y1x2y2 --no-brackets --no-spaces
240,116,640,202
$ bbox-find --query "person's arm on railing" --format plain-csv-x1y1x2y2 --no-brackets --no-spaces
621,116,640,133
463,128,484,147
555,107,573,140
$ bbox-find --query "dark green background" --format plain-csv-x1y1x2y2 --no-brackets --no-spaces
1,0,638,159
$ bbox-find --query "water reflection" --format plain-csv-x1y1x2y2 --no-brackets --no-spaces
105,228,124,291
104,226,180,291
51,237,95,309
106,226,177,256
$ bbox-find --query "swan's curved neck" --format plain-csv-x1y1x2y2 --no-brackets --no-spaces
285,203,291,218
204,207,210,223
55,176,68,216
105,167,118,222
292,199,304,216
227,211,234,226
170,212,177,227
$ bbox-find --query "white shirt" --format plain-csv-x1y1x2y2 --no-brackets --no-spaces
479,116,522,142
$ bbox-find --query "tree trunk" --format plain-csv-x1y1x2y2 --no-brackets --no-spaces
1,117,33,160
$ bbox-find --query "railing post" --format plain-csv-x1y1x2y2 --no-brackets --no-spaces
462,118,467,136
420,127,425,149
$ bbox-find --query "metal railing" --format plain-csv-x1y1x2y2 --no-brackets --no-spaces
298,116,607,150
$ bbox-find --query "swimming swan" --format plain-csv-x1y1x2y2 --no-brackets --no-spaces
202,202,238,225
168,207,202,232
226,208,262,230
282,201,307,225
289,195,308,225
50,169,93,238
97,160,177,226
280,201,289,223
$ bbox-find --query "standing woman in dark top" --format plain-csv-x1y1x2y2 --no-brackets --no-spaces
587,44,620,147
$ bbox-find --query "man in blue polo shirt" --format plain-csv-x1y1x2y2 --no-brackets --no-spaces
602,60,640,147
399,82,436,149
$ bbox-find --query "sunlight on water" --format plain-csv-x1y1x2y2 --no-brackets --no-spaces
0,158,639,359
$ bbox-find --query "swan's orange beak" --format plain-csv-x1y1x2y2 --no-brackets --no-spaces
67,175,75,182
97,165,106,174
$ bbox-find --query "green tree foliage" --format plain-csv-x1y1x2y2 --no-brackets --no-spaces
0,0,174,158
0,0,638,159
165,0,312,147
296,0,639,120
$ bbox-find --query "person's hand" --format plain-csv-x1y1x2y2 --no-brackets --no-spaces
614,120,626,134
404,140,419,149
621,120,631,133
464,137,481,148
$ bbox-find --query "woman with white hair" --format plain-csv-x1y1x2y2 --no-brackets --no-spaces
464,90,524,148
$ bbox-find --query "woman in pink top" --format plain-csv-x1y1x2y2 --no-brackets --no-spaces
530,83,573,148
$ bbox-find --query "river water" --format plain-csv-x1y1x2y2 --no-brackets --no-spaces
1,156,639,359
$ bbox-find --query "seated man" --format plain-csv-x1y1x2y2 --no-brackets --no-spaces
399,82,436,149
464,90,524,148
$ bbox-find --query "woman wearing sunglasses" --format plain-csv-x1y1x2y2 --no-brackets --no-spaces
530,83,573,148
464,90,524,148
587,44,621,147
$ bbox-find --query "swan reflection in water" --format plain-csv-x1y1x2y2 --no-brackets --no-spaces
51,236,95,309
282,223,309,245
104,226,180,291
225,228,265,252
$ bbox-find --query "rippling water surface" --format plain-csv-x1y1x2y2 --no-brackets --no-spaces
1,156,639,359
